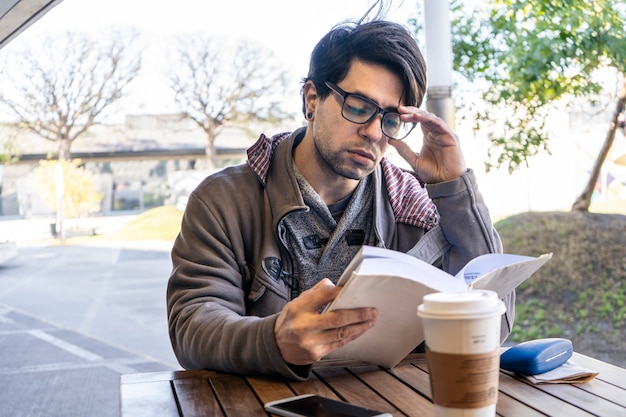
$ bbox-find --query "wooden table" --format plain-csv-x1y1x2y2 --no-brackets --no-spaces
120,352,626,416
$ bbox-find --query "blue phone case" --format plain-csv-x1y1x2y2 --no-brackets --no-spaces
500,338,573,375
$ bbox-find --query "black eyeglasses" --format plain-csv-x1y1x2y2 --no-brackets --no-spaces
325,81,416,140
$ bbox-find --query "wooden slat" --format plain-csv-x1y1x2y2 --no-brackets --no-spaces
120,380,180,417
246,375,296,405
119,352,626,417
499,372,595,416
288,373,343,399
314,366,402,416
529,380,626,416
210,374,267,417
390,361,433,398
410,357,430,375
173,377,224,417
571,352,626,387
355,364,434,417
397,353,428,367
121,370,212,385
495,392,549,417
573,378,626,408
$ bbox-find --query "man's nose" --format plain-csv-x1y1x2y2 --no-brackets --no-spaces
359,114,385,142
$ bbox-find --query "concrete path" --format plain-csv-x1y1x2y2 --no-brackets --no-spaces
0,216,181,417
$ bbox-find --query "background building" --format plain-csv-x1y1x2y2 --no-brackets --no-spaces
0,114,265,217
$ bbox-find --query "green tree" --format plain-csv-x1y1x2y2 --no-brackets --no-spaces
443,0,626,211
168,35,293,168
0,30,142,160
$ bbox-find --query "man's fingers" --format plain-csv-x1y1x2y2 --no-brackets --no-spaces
299,309,377,362
275,280,378,365
321,308,378,343
388,138,419,166
296,278,342,310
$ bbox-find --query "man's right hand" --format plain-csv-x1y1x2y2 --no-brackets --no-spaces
274,278,378,365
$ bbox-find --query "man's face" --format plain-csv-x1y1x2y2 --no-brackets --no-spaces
309,60,404,181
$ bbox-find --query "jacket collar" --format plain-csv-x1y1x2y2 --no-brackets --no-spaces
247,130,293,186
246,128,438,230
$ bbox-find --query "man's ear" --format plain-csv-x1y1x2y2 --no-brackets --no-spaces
303,80,319,116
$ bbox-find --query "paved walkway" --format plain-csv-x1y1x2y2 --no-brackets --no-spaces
0,216,181,417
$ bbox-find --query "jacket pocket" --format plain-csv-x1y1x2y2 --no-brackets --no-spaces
248,256,290,303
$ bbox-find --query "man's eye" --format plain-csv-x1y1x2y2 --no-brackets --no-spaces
384,116,401,130
345,104,370,117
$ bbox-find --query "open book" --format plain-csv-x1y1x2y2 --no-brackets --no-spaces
323,246,552,368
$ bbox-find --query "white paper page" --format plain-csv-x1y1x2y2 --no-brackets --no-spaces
357,255,466,291
330,257,466,309
324,273,434,367
469,253,553,298
336,246,464,289
454,253,535,285
324,257,466,367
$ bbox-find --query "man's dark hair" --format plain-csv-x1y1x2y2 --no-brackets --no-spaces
302,3,427,116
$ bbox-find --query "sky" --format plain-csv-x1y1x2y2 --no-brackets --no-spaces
19,0,420,115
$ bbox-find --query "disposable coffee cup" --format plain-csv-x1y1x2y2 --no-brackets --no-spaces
417,290,506,417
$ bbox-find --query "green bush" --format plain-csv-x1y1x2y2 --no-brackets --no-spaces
496,211,626,367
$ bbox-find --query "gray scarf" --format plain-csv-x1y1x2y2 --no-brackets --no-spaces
281,167,376,297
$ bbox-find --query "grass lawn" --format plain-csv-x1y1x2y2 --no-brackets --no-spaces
62,205,184,244
100,205,184,241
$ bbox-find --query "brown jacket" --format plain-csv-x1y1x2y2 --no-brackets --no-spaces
167,129,513,380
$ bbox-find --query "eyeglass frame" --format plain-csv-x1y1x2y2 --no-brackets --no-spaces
324,81,416,140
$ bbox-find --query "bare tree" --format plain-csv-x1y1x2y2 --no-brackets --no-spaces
168,35,293,168
0,30,142,160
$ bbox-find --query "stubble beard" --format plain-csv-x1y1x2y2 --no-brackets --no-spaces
311,118,377,181
314,141,374,181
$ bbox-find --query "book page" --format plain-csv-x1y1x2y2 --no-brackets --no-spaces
323,246,552,367
340,245,466,286
455,253,537,285
324,254,466,367
468,253,553,298
324,271,436,367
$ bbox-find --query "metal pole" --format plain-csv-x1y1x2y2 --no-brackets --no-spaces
55,161,65,242
423,0,456,130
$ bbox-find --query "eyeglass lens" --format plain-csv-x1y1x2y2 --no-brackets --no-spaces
342,95,413,139
325,81,416,140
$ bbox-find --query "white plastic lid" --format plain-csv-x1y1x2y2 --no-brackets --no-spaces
417,290,506,319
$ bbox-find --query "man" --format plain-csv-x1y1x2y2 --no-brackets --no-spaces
167,11,514,380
